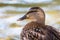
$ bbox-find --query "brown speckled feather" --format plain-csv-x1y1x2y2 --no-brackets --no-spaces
20,22,60,40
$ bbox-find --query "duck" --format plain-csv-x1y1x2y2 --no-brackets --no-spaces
17,7,60,40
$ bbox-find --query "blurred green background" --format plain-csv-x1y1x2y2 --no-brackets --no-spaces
0,0,60,40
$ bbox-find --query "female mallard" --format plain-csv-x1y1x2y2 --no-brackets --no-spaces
18,7,60,40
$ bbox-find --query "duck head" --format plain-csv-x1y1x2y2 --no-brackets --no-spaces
17,7,45,24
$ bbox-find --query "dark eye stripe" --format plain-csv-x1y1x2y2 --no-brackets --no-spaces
27,11,37,14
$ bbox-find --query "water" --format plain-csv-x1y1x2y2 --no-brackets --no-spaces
0,5,60,40
0,0,60,40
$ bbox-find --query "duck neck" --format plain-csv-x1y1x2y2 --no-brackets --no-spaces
34,15,45,25
36,18,45,25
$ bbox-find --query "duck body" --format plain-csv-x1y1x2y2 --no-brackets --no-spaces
18,7,60,40
20,22,60,40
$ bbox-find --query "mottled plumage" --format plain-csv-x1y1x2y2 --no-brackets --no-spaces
18,7,60,40
20,22,60,40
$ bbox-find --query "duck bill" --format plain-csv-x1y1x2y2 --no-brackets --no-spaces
17,15,27,21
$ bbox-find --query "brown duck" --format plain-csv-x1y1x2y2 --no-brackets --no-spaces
18,7,60,40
